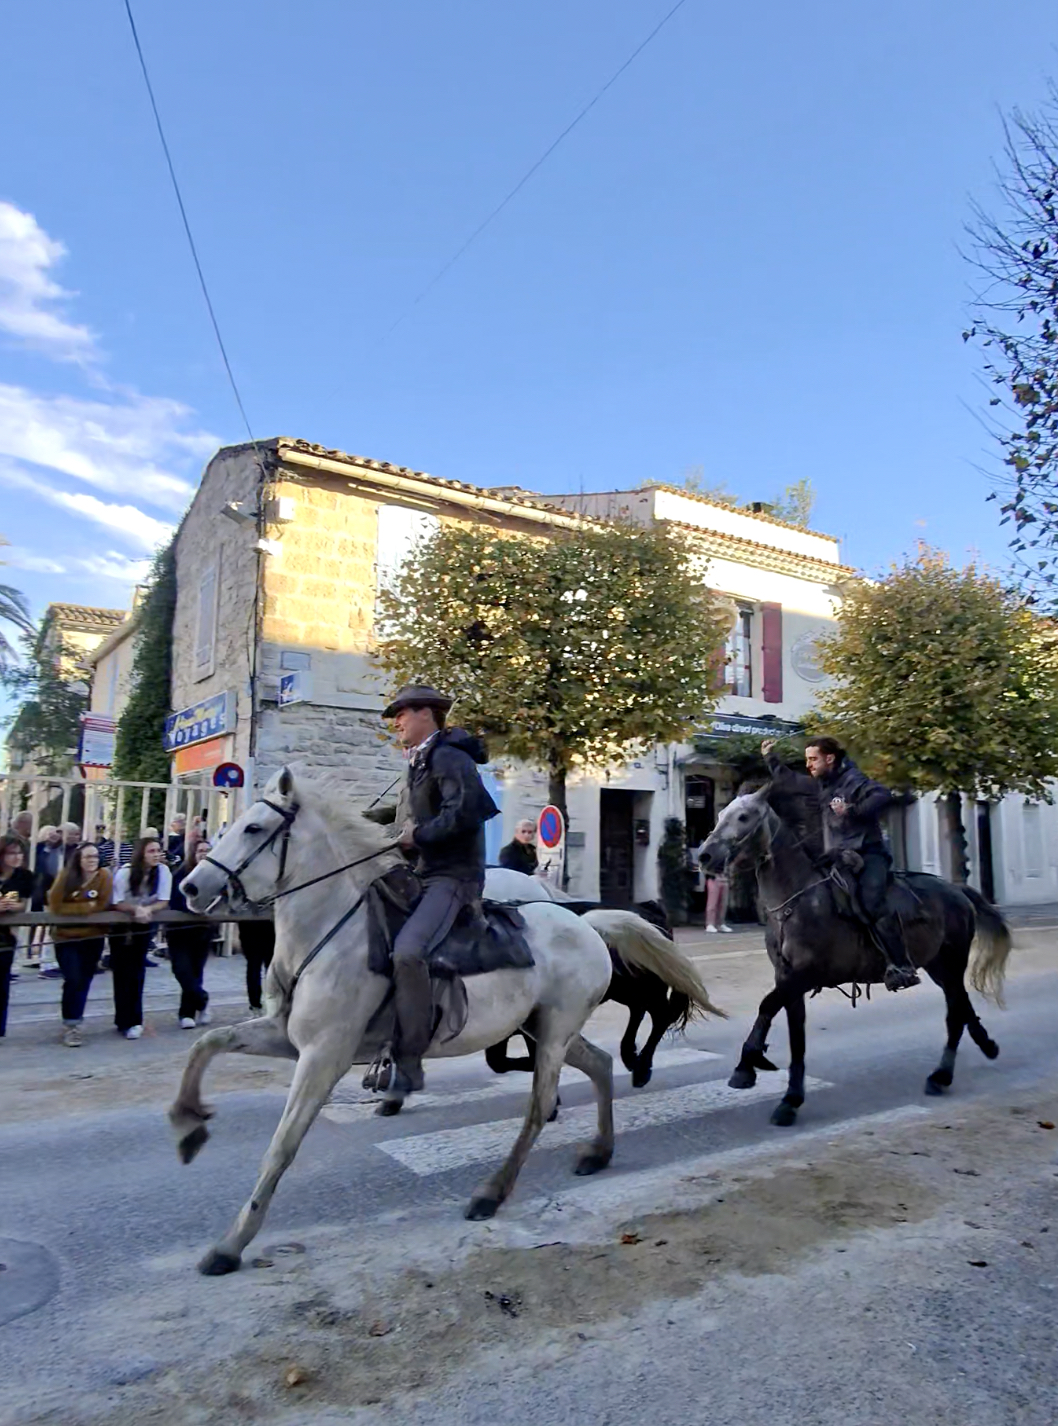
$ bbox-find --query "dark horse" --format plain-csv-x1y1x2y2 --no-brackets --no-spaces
486,900,719,1090
699,785,1012,1127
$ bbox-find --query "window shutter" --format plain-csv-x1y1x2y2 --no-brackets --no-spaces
194,566,218,679
761,602,783,704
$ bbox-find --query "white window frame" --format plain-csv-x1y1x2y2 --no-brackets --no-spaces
193,561,219,682
375,504,440,634
724,606,753,698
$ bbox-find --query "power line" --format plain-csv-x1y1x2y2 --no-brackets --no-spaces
382,0,693,342
122,0,260,455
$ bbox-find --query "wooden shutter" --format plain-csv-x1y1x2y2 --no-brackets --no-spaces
761,602,783,704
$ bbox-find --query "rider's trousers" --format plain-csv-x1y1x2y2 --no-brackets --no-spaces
392,876,479,1062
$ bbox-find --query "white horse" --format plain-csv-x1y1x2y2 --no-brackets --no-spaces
171,767,623,1275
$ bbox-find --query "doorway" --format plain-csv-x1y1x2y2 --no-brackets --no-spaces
599,789,634,907
976,801,996,903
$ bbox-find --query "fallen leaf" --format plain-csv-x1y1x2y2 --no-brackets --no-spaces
968,1260,988,1269
285,1366,309,1388
654,1239,669,1247
953,1168,980,1176
368,1321,392,1337
1037,1121,1055,1130
250,1257,274,1269
620,1232,641,1245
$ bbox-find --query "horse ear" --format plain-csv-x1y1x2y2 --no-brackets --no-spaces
277,766,294,800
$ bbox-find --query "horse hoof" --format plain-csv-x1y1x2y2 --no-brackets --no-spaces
631,1066,652,1089
465,1196,501,1221
981,1039,999,1061
547,1103,559,1123
198,1247,241,1276
178,1124,210,1164
770,1102,798,1127
729,1068,757,1090
574,1149,612,1177
375,1097,404,1117
750,1051,779,1073
924,1075,949,1096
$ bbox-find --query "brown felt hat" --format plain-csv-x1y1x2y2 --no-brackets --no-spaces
381,684,454,719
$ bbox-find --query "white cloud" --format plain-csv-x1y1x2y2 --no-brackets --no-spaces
72,551,152,583
0,383,213,511
2,547,67,574
2,462,175,550
0,202,95,361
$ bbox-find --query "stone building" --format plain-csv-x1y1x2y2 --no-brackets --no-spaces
164,438,850,903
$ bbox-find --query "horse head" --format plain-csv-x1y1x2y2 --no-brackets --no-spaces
181,765,300,913
698,784,775,873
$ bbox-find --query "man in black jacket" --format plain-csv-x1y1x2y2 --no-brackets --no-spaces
499,820,539,876
762,736,919,991
380,685,499,1093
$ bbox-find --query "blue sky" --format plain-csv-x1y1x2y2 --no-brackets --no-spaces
1,0,1056,625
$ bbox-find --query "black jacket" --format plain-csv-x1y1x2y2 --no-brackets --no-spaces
499,839,538,875
405,729,499,883
766,752,893,855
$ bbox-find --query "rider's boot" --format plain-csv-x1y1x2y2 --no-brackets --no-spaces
873,913,920,991
391,955,433,1093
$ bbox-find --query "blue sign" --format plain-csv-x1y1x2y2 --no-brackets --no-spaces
213,762,245,789
164,691,232,752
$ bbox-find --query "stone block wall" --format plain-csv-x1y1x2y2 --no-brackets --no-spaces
255,701,403,802
171,447,262,767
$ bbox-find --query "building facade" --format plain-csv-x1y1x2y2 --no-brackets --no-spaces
163,438,852,902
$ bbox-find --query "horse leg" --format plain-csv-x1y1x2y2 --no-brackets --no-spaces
965,1003,1000,1060
620,1005,646,1075
485,1035,537,1075
728,983,786,1088
631,992,673,1089
197,1035,353,1275
465,1021,570,1220
565,1034,615,1174
770,991,806,1127
169,1016,297,1163
924,967,973,1095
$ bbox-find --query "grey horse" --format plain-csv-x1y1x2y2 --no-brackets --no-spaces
699,786,1012,1127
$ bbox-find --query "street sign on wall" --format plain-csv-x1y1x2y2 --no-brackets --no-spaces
78,714,116,769
278,671,312,706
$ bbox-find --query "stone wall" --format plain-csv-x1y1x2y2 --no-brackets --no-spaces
171,447,262,767
255,701,403,801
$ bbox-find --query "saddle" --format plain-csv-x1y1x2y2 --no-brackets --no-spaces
358,865,535,1057
827,854,923,929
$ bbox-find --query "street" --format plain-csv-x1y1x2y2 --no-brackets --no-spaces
1,918,1057,1426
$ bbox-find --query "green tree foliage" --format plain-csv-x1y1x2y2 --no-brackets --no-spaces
657,816,693,924
0,535,34,671
114,542,177,789
813,547,1058,877
376,522,729,828
2,627,87,774
965,83,1058,599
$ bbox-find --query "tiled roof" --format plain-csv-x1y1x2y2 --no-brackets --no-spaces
666,521,857,584
644,482,841,543
277,439,578,520
46,604,127,633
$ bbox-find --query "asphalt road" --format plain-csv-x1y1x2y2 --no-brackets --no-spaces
1,922,1056,1426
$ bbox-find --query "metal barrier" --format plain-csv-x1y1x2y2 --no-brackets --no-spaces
0,773,240,869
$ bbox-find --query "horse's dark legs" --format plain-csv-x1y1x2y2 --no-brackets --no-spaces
729,984,786,1089
924,964,998,1094
619,1006,646,1075
770,992,807,1126
630,996,676,1089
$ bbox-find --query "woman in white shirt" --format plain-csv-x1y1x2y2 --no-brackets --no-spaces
111,837,172,1039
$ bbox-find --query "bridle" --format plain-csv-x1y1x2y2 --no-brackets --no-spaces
200,798,394,913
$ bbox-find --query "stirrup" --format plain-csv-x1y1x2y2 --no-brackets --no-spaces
362,1045,395,1094
884,964,920,992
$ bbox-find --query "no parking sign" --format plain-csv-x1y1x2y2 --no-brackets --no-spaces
536,804,565,887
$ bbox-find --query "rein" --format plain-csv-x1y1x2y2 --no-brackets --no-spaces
762,872,833,921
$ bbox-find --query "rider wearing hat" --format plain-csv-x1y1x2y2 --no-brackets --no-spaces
375,685,499,1095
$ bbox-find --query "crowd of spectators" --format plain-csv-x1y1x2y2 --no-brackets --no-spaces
0,810,275,1045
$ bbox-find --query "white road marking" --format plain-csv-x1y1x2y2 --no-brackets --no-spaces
376,1074,831,1176
321,1045,722,1124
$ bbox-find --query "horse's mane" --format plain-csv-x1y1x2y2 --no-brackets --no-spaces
263,769,394,856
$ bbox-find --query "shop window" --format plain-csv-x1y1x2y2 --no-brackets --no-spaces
724,607,753,698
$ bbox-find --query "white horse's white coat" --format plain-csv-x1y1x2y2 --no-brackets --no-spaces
169,768,616,1275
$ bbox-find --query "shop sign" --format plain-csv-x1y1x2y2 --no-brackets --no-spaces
164,691,233,752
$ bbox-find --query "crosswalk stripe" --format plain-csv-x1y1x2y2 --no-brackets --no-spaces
376,1074,831,1176
321,1046,721,1124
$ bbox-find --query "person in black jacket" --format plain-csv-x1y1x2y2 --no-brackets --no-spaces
499,820,539,876
374,685,499,1095
763,736,919,990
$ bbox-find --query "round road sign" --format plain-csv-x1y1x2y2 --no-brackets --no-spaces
213,761,245,789
537,805,564,850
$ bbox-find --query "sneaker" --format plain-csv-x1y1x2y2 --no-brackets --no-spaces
179,1017,196,1029
63,1025,83,1048
124,1025,144,1040
195,1008,212,1026
719,924,734,933
38,965,63,979
705,925,718,934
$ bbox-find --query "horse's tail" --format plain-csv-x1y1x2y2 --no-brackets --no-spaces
582,909,727,1023
960,886,1013,1007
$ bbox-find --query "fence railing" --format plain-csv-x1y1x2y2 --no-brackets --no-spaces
0,772,241,870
